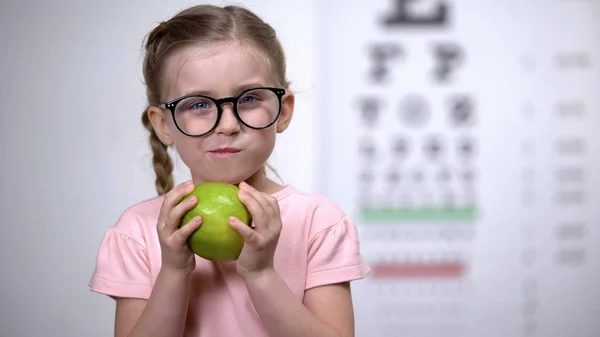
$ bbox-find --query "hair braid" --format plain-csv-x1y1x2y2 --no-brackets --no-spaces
141,109,174,195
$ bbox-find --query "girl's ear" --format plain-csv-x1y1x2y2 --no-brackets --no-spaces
276,92,294,133
147,106,174,146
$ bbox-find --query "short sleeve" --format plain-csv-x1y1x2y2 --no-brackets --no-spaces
306,215,370,290
88,227,152,299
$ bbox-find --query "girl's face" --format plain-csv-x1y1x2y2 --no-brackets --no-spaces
148,41,294,185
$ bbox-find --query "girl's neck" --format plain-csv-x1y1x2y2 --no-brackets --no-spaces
191,167,285,195
241,168,285,195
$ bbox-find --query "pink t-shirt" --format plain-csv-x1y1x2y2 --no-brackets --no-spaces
89,185,370,336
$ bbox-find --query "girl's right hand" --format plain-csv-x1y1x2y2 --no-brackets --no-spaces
156,180,202,273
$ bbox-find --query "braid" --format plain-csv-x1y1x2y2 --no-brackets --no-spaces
141,109,174,195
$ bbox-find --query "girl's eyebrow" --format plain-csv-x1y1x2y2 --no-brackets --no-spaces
234,82,268,93
179,82,269,98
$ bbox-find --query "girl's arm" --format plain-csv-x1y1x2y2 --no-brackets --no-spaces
231,182,361,337
113,181,202,337
244,269,355,337
115,267,193,337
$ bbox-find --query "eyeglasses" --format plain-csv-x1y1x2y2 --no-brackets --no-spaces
157,87,286,137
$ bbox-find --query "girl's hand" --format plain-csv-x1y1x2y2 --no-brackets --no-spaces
156,180,202,273
229,181,282,277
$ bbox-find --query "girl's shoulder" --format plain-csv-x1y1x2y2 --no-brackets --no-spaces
275,185,354,233
106,194,165,242
275,185,346,212
274,186,370,288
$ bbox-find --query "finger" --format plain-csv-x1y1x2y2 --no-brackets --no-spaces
238,187,267,223
263,193,280,216
176,216,202,242
239,181,274,215
165,194,199,232
229,216,260,246
240,182,281,228
163,180,195,213
158,180,195,231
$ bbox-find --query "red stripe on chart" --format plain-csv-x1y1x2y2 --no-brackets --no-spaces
372,262,466,278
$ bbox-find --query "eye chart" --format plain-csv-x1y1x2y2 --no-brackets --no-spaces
315,1,599,337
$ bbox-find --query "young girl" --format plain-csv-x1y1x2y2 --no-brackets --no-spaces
89,4,370,337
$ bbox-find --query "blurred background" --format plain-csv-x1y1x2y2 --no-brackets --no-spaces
0,0,598,336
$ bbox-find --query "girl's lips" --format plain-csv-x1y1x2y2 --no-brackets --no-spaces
208,147,241,157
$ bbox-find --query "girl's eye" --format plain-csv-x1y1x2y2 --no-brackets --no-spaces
182,98,213,111
239,95,258,104
192,102,210,109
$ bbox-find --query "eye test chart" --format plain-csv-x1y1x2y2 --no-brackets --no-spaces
315,1,599,337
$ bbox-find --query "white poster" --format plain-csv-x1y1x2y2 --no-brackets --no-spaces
315,1,599,336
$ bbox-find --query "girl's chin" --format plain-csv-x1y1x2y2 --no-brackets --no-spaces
192,171,257,186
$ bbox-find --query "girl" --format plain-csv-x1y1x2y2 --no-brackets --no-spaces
89,4,370,337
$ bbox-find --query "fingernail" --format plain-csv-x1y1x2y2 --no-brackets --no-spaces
189,196,197,202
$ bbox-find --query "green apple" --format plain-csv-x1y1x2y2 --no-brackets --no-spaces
179,182,252,261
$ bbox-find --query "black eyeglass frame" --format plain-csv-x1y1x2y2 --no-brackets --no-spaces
157,87,286,137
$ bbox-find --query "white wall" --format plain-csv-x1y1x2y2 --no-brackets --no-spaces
0,1,315,336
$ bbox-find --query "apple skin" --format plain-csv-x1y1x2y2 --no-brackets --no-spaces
179,182,252,261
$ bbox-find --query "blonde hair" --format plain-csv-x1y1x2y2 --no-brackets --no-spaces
140,4,289,195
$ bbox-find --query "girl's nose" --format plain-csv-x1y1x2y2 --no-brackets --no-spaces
215,103,241,135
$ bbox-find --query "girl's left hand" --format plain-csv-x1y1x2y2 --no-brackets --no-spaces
229,181,282,277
